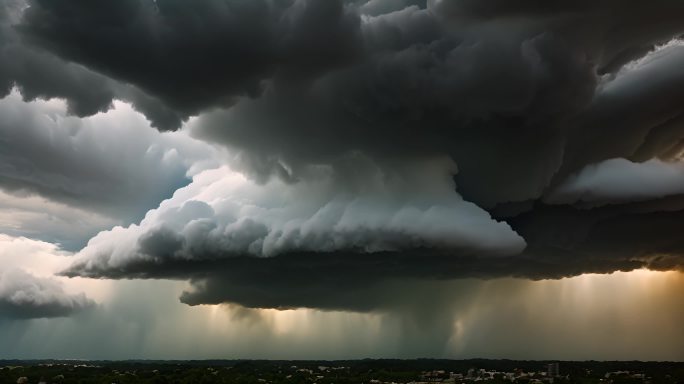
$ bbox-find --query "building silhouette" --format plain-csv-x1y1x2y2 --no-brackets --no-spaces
547,362,560,377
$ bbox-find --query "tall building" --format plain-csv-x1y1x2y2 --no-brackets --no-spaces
547,363,560,377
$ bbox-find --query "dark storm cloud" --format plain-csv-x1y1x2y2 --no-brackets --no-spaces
553,40,684,184
9,0,683,310
15,0,684,206
0,0,113,116
188,2,684,207
18,0,363,123
189,3,596,205
0,0,185,128
0,269,94,319
508,196,684,274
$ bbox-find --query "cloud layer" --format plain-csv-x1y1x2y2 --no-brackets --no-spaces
547,158,684,206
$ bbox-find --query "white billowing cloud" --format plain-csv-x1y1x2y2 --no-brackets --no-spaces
0,234,111,303
614,38,684,78
66,155,526,275
358,0,422,16
0,268,94,319
546,158,684,205
0,234,71,276
0,235,97,320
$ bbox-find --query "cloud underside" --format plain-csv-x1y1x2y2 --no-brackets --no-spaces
70,244,684,312
1,0,684,311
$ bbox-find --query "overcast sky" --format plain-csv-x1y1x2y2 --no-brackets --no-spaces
1,0,684,360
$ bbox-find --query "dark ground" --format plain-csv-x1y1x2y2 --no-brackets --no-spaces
1,359,682,384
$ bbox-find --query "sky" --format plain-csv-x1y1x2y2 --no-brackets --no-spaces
1,0,684,360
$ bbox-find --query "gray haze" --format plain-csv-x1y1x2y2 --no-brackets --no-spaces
2,274,683,360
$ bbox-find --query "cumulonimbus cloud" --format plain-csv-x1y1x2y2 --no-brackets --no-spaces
1,0,684,311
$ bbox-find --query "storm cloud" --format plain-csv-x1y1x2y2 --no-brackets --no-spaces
0,0,682,312
13,0,684,203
